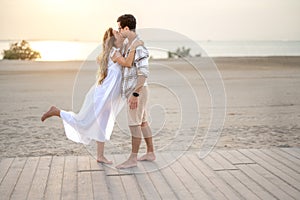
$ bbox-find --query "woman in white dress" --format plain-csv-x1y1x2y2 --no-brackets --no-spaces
41,28,142,164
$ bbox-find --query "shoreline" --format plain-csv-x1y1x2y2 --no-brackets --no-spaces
0,56,299,72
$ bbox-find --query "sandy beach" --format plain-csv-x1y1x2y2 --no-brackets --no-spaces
0,57,299,159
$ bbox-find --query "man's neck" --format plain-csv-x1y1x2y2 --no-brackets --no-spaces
126,32,137,44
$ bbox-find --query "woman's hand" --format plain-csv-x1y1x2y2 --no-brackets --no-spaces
111,50,122,63
132,40,144,49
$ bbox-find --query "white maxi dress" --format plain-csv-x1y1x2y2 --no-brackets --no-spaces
60,50,125,144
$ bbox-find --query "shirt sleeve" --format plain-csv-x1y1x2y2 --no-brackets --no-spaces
135,46,149,77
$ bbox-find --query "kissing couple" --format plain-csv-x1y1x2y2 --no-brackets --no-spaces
41,14,155,169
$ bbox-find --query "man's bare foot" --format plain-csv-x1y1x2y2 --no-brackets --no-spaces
41,106,59,122
97,156,113,165
116,158,137,169
138,152,156,161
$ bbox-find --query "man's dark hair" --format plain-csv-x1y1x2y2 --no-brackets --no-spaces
117,14,136,30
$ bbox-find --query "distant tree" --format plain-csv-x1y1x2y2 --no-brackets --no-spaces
2,40,41,60
175,46,191,58
167,46,191,59
167,51,175,59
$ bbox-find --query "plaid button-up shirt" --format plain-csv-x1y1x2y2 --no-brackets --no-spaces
121,38,149,98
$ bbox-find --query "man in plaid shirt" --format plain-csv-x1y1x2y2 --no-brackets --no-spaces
121,35,149,99
116,14,156,169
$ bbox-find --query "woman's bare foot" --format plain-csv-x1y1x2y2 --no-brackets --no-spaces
138,152,156,161
97,155,113,165
41,106,60,122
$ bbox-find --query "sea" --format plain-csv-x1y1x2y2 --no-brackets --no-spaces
0,40,300,61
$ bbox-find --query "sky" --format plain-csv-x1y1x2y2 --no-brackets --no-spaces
0,0,300,41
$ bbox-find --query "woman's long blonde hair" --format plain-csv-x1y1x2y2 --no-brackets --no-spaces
96,28,115,85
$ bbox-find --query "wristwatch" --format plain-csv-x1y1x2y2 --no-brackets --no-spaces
132,92,139,97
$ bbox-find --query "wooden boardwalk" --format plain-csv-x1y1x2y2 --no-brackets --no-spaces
0,148,300,200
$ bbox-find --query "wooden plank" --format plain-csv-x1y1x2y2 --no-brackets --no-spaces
89,157,111,200
202,154,224,171
228,150,255,164
217,170,260,200
77,156,94,200
217,150,243,165
0,157,27,200
0,158,14,184
44,156,65,200
158,153,194,200
61,156,78,200
187,154,242,200
210,151,237,170
281,148,300,159
128,155,161,200
103,155,127,199
165,153,216,199
229,170,276,200
251,149,300,180
180,153,226,200
27,156,52,200
243,149,300,189
251,163,300,199
271,148,300,166
291,148,300,153
237,163,294,200
10,157,39,200
262,149,300,173
138,153,178,199
113,154,142,199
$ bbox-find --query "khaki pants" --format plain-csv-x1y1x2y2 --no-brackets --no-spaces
127,86,148,126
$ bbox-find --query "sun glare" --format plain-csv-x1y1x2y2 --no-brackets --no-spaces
31,41,95,61
42,0,76,9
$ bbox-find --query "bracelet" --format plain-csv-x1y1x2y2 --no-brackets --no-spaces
112,47,120,51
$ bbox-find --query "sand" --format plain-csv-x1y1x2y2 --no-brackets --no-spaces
0,57,300,158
